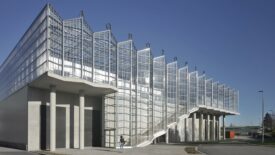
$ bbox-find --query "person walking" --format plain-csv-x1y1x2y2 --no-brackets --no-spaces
120,135,125,150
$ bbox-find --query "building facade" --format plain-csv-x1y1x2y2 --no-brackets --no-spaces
0,4,239,151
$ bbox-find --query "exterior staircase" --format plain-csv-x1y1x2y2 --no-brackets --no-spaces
136,107,200,147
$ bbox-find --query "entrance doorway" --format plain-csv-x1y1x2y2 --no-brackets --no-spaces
104,129,116,148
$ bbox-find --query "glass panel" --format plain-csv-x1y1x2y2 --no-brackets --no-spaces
0,6,49,100
136,48,151,144
166,62,177,124
178,66,188,115
189,71,198,109
153,56,166,133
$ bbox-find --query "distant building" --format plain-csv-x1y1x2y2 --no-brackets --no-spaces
264,112,275,131
226,126,260,136
0,4,239,151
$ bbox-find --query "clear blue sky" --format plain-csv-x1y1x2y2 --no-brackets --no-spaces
0,0,274,126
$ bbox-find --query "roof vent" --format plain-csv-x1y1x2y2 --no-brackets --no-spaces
128,33,133,40
146,42,150,48
106,23,111,30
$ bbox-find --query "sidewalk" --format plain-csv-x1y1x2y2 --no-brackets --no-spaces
39,144,189,155
0,147,37,155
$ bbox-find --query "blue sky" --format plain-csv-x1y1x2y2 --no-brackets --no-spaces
0,0,274,126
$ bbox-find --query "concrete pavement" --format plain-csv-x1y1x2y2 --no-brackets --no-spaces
0,147,38,155
199,144,275,155
51,144,189,155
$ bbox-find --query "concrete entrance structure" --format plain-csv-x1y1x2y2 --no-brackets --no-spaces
0,72,117,151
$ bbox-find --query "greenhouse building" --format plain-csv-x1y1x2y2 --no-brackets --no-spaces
0,4,239,151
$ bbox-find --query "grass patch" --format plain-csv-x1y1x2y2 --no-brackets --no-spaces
185,147,200,154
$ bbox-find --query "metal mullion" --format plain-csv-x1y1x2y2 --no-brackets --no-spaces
129,41,133,146
108,31,111,84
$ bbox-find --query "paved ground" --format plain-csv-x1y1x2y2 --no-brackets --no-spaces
0,147,37,155
2,144,275,155
198,144,275,155
51,144,188,155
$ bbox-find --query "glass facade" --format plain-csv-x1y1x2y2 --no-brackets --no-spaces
136,48,152,144
206,79,213,107
189,71,198,109
152,56,166,133
178,66,188,116
198,74,206,106
0,4,240,148
93,30,117,86
166,62,177,124
116,40,137,146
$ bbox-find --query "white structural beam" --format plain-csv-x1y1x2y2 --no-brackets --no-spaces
50,85,56,151
79,90,85,149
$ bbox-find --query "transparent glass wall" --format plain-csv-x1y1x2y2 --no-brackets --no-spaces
116,40,133,146
229,89,234,111
0,5,49,100
218,84,224,109
189,71,198,109
152,56,166,133
224,87,230,110
178,66,188,116
205,79,213,107
104,94,116,147
82,19,93,81
212,82,218,108
48,6,63,75
131,43,137,145
234,91,239,112
166,62,177,124
136,48,151,144
63,18,82,77
93,30,117,85
198,75,206,106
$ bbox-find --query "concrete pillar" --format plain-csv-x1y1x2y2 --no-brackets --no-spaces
184,118,188,142
50,85,56,151
166,129,169,144
65,106,70,149
219,116,220,141
101,96,105,147
192,113,196,142
73,106,79,148
79,90,85,149
206,114,210,141
223,115,225,140
212,115,216,141
199,113,203,141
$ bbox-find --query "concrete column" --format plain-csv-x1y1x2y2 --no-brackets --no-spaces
65,106,70,149
212,115,216,141
217,116,220,141
79,90,85,149
206,114,210,141
223,115,225,140
199,113,203,141
184,118,188,142
192,113,196,142
50,85,56,151
73,106,79,148
101,96,105,147
166,129,169,144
